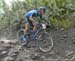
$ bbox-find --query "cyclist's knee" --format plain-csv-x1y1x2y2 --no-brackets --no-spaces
34,23,37,27
33,21,37,26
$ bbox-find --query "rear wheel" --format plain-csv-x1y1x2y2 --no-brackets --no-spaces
37,32,53,52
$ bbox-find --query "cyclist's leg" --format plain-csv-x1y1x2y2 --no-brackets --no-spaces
24,17,30,34
21,17,30,43
33,21,37,32
31,21,37,38
24,23,30,34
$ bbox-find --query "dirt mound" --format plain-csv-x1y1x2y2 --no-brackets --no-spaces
0,28,75,61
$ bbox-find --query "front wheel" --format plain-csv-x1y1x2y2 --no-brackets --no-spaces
37,32,53,53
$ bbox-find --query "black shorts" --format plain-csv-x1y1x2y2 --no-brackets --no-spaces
24,17,33,26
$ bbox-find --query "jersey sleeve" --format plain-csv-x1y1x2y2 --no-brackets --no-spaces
25,10,34,17
28,13,33,16
25,10,39,17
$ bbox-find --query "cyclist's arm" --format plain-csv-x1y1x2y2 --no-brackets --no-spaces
29,16,35,22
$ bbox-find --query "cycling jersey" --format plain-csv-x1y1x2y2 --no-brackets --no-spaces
25,10,40,17
24,10,42,25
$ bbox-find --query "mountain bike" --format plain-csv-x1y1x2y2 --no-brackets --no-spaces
17,21,53,52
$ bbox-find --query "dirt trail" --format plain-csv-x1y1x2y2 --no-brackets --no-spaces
0,28,75,61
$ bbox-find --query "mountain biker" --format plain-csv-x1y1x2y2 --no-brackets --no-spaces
21,6,46,44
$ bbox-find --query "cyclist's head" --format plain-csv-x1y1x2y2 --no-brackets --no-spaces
38,6,46,15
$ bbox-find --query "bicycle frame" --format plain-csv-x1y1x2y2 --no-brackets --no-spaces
30,23,45,40
33,28,42,39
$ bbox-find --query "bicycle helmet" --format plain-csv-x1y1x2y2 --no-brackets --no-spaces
39,6,46,12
